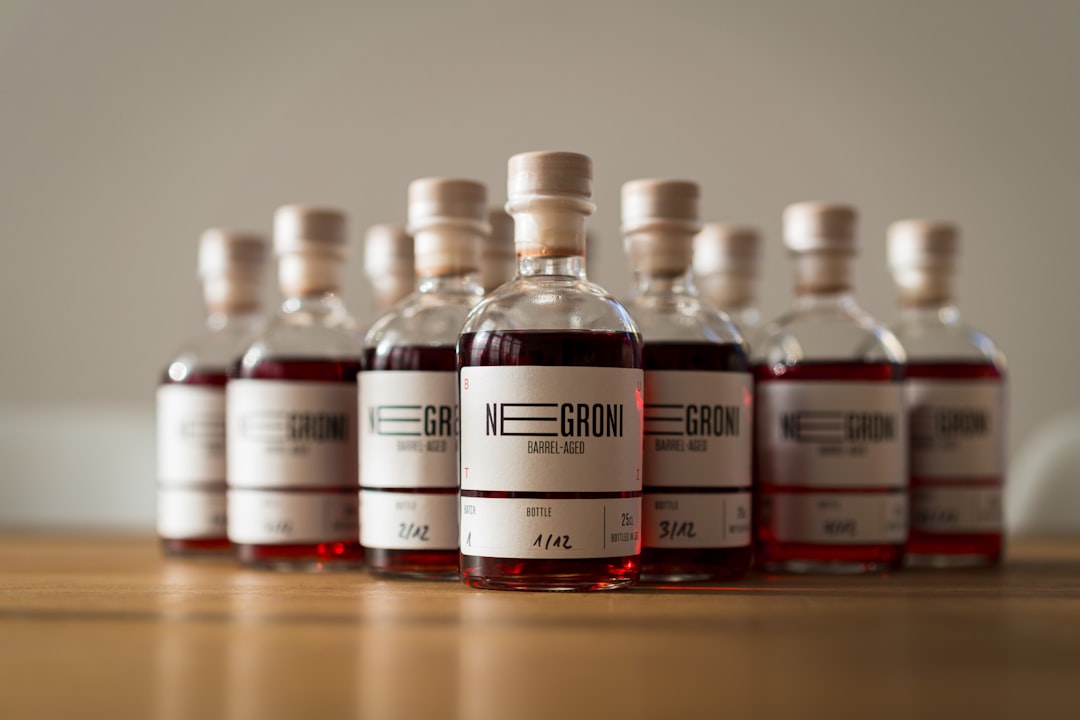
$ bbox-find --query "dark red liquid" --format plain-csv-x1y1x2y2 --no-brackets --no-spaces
159,369,231,556
641,342,753,582
905,361,1004,566
362,345,458,578
233,356,365,569
458,330,642,591
754,361,906,573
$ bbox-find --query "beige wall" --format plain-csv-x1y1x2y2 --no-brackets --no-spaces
1,0,1077,528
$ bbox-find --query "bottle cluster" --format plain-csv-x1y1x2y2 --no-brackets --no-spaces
157,150,1007,589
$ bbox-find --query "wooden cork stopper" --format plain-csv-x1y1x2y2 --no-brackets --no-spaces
407,178,488,276
506,151,595,258
622,179,701,276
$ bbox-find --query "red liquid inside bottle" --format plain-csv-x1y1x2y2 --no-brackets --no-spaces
905,361,1003,566
159,369,232,556
233,356,364,569
459,330,642,591
754,360,906,573
641,342,752,581
362,345,459,578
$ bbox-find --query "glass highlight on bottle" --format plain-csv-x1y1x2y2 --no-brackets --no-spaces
361,178,488,578
693,223,762,334
458,151,644,591
622,180,753,582
753,203,907,573
227,205,364,570
157,229,269,556
888,220,1006,567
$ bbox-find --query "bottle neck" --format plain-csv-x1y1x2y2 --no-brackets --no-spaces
281,290,348,319
898,302,961,326
631,267,695,299
417,272,484,297
518,254,586,279
205,308,262,332
792,288,858,313
792,252,853,296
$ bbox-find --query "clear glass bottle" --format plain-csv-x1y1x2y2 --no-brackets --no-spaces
753,203,908,573
228,205,364,570
480,208,515,294
361,178,488,578
364,223,415,314
157,229,269,556
693,223,762,334
458,151,644,591
888,220,1006,567
622,180,753,582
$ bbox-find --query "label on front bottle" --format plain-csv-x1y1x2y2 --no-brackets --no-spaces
156,487,226,539
460,496,641,559
756,381,906,489
227,380,358,489
227,488,358,544
907,380,1004,478
912,486,1002,533
763,492,908,544
359,371,457,489
642,491,751,548
643,371,753,488
360,490,458,549
157,385,225,484
459,366,644,493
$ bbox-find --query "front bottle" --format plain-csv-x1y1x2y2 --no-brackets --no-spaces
157,229,269,555
753,203,908,573
227,205,364,569
622,180,754,581
888,220,1006,567
458,151,644,591
360,178,489,578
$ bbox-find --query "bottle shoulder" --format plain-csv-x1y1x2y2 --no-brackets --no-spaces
752,302,906,365
241,309,363,364
890,317,1006,367
365,290,481,349
461,276,639,336
626,293,745,346
163,319,265,379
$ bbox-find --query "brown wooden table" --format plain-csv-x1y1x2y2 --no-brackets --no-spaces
1,535,1078,719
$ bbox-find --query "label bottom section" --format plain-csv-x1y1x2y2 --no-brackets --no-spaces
360,489,458,550
228,488,358,545
157,486,226,539
460,496,641,560
912,486,1002,534
763,491,907,545
643,491,751,549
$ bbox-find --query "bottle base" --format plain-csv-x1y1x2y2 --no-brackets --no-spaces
161,537,232,557
234,541,365,571
755,542,904,574
905,534,1002,568
364,548,460,581
905,552,999,569
639,546,752,583
461,555,639,592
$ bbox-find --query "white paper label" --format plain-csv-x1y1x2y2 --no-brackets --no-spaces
460,496,641,559
359,371,457,490
459,366,644,493
157,384,225,484
157,487,226,539
227,380,358,489
643,371,753,488
642,491,751,548
763,492,907,544
360,490,458,549
227,489,358,544
912,486,1002,533
907,380,1004,479
756,381,906,489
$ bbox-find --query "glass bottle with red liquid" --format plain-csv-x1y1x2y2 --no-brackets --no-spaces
458,151,644,591
228,205,364,570
157,229,269,556
621,180,753,582
888,220,1006,567
360,178,488,578
754,203,908,573
693,223,763,335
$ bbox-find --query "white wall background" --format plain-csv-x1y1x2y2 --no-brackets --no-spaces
1,0,1077,532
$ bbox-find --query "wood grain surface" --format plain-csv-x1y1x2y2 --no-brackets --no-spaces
1,536,1078,720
